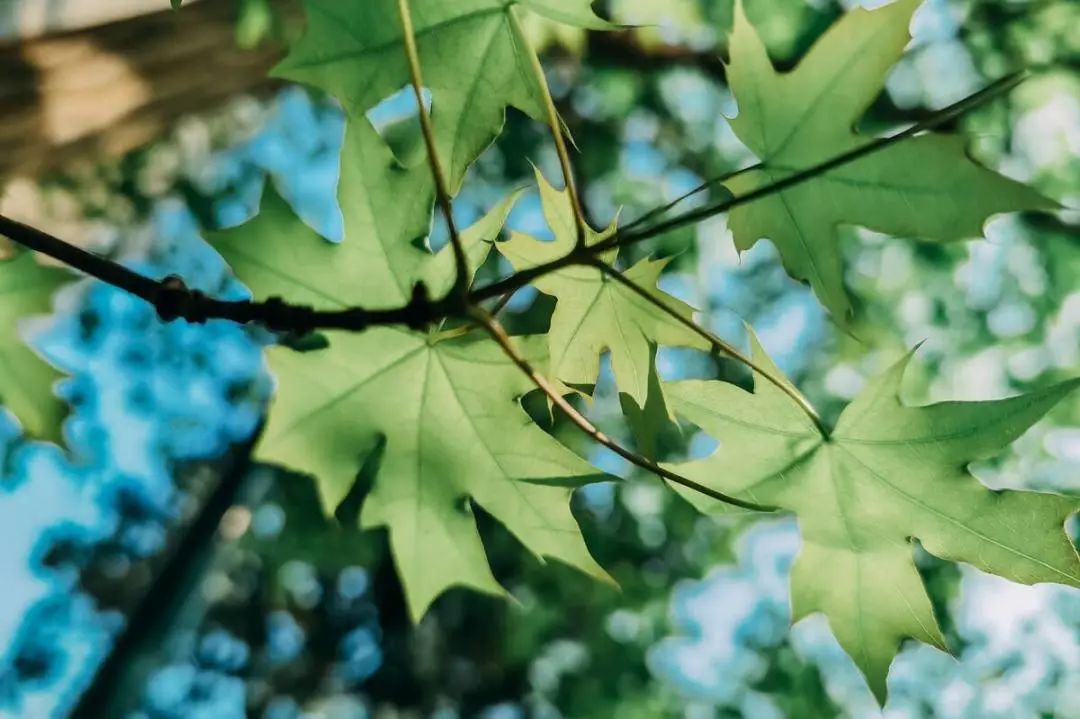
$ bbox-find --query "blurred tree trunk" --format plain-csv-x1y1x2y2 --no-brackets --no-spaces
0,0,288,181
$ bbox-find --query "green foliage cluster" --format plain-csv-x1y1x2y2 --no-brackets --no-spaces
1,0,1077,703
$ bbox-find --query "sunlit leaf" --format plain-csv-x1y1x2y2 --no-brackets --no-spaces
666,330,1080,702
723,0,1053,319
276,0,611,191
210,121,609,620
498,170,708,406
0,253,70,442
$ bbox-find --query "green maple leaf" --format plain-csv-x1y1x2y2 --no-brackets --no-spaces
619,346,677,460
275,0,611,191
210,120,609,620
498,171,707,406
0,253,70,442
664,332,1080,702
723,0,1054,319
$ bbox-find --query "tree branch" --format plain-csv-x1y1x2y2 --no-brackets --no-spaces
0,74,1024,355
0,213,446,334
610,71,1029,249
0,72,1028,514
469,70,1028,302
618,162,762,235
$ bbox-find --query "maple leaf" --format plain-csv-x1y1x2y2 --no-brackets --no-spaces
210,119,609,620
722,0,1054,319
619,346,678,460
0,252,70,442
664,331,1080,702
497,170,708,406
275,0,611,192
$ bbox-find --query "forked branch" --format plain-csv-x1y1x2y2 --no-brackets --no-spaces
0,72,1025,496
394,1,771,512
2,74,1019,333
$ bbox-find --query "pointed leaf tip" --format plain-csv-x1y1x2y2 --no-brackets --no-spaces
722,0,1051,323
669,344,1079,698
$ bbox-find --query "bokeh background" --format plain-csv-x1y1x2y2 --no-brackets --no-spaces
0,0,1077,717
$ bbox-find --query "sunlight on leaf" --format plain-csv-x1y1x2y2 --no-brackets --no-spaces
665,330,1080,702
499,170,708,406
209,120,610,620
723,0,1054,320
275,0,611,192
0,253,70,442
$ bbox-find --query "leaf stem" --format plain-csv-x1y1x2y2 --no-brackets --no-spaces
587,257,829,438
508,7,590,250
618,162,762,234
471,307,776,512
395,0,469,296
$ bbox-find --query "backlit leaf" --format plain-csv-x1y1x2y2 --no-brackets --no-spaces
498,170,708,406
210,120,609,620
665,331,1080,701
723,0,1053,319
0,253,70,442
276,0,611,191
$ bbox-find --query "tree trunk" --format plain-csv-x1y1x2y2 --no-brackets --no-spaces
0,0,286,181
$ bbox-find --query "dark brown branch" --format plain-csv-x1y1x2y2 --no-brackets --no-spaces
2,74,1025,338
471,71,1028,302
0,213,450,334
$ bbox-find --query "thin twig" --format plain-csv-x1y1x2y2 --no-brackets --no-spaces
489,289,517,317
471,307,777,512
2,76,1025,340
395,0,469,295
614,72,1029,249
619,162,762,234
586,257,829,438
508,8,590,249
469,71,1028,302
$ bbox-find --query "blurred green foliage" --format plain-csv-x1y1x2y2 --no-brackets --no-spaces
3,0,1075,716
